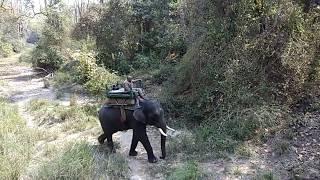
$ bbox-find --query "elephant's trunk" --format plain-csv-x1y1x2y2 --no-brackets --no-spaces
160,126,166,159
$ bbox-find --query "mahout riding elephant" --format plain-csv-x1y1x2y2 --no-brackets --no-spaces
98,99,175,163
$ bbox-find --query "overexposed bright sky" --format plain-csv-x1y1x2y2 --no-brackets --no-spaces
32,0,100,11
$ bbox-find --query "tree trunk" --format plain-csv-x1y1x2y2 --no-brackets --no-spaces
44,0,47,8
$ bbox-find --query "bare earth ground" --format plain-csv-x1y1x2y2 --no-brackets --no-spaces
0,54,319,179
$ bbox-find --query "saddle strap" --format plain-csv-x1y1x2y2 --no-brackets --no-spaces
120,107,126,123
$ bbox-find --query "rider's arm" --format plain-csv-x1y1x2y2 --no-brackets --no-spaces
132,79,142,82
123,81,132,91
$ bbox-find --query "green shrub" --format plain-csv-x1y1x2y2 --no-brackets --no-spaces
73,52,120,96
0,42,13,57
167,161,203,180
84,66,119,95
254,171,277,180
116,57,132,75
152,64,175,84
167,131,197,157
194,125,238,155
19,49,33,63
27,99,53,112
53,71,74,87
133,54,153,69
31,45,66,71
11,39,25,53
273,139,290,156
235,144,252,158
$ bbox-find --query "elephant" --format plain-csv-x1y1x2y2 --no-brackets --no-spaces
98,99,175,163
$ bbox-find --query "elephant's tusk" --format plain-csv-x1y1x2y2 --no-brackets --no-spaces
166,126,176,132
158,128,168,137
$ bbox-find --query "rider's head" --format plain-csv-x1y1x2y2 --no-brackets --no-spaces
127,76,133,82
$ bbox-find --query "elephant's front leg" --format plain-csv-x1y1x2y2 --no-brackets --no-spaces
129,131,138,156
135,124,157,163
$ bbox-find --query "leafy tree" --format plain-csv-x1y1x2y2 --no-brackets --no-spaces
71,0,185,74
31,4,71,71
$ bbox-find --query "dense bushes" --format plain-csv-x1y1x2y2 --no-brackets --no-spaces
53,51,120,96
27,3,120,95
31,45,66,71
0,7,27,57
72,0,186,75
162,0,320,153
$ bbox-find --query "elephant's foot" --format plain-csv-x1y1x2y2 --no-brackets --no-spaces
148,156,158,163
129,150,138,156
98,134,106,144
160,155,165,159
110,148,116,153
107,142,115,153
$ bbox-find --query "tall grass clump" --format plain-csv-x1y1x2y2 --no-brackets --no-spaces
0,42,13,58
0,99,37,179
33,141,129,179
106,154,129,179
34,142,95,179
27,99,99,132
167,161,203,180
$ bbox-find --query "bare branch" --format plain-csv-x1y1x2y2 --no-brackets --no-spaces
12,0,48,20
34,67,51,74
0,0,13,11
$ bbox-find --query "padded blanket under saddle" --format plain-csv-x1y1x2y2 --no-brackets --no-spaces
105,98,136,106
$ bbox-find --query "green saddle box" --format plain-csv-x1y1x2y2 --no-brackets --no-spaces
107,90,136,99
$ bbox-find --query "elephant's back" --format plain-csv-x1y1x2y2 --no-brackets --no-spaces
98,106,132,132
99,106,120,122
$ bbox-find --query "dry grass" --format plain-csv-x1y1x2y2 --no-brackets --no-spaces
31,141,129,179
27,99,99,132
0,99,38,179
32,142,96,179
25,99,130,179
235,143,252,158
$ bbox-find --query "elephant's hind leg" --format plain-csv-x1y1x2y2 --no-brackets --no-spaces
98,133,107,144
106,134,115,153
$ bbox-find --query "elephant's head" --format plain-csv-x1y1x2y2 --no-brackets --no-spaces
133,100,175,159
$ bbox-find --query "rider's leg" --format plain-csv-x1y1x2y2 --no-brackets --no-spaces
136,88,145,99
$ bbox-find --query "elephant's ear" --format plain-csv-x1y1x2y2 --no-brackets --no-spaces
133,109,146,124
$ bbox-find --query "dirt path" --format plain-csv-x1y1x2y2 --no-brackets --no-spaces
0,54,166,180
